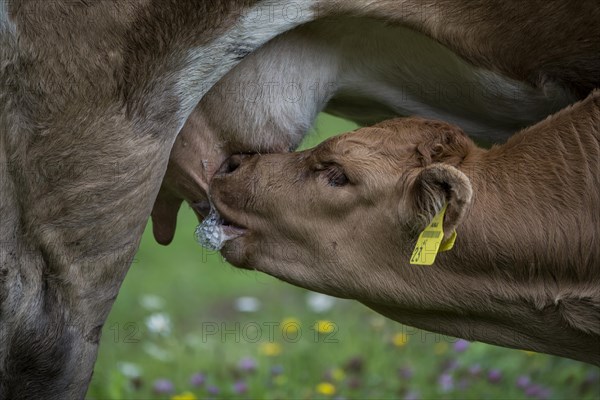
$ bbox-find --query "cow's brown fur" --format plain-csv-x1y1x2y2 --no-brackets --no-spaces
320,0,600,98
210,91,600,365
0,0,318,397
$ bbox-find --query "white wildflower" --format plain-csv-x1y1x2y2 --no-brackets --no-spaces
145,313,171,336
139,294,165,311
117,362,141,378
234,296,261,313
306,292,336,313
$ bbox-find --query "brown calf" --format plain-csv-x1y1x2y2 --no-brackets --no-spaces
209,91,600,365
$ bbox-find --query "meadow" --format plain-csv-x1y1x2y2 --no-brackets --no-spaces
88,115,599,400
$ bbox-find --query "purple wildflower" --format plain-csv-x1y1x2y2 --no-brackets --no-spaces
152,378,174,395
237,357,257,373
525,384,543,398
537,387,552,400
398,366,413,379
438,373,454,392
207,385,220,395
585,371,600,383
233,380,248,395
524,384,553,400
404,390,421,400
468,364,482,376
190,372,206,387
516,375,531,390
488,369,502,384
440,359,459,373
580,371,600,394
453,339,470,353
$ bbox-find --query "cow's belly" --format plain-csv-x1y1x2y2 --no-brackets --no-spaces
198,16,578,154
320,18,577,144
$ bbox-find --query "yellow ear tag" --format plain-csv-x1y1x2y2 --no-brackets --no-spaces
410,204,456,266
439,230,457,252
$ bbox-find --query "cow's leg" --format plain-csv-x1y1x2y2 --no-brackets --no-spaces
0,0,321,397
1,111,168,398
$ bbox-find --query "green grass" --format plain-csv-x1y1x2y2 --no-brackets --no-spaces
88,115,599,400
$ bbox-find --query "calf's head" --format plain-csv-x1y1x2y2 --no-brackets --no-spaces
210,118,476,298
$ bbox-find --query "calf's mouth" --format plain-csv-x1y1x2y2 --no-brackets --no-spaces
199,153,266,266
194,204,247,251
195,154,258,252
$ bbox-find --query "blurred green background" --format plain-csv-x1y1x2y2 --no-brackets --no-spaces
88,115,599,400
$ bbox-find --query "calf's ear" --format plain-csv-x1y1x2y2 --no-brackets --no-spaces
410,164,473,238
415,121,472,166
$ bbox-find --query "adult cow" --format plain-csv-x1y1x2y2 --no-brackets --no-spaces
0,1,599,398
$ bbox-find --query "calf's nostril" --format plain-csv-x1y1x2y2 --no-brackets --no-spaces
191,200,211,217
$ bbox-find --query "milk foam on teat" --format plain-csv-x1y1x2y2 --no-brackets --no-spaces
195,208,226,251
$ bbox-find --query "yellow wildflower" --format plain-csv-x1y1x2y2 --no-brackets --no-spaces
171,392,197,400
281,318,301,335
331,368,345,382
314,320,335,334
434,342,449,355
522,350,536,356
316,382,336,396
392,332,409,347
259,342,282,356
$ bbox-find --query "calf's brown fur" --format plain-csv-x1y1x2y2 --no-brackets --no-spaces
210,91,600,365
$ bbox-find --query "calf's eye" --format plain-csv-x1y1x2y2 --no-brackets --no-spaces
324,165,349,187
